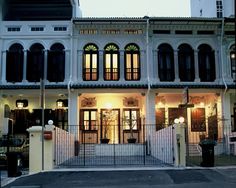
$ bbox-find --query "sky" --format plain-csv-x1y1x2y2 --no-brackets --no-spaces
79,0,190,17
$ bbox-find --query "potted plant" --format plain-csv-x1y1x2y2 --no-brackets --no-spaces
124,114,137,143
100,125,110,144
100,109,114,144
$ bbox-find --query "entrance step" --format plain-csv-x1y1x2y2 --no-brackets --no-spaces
188,144,202,156
79,144,95,156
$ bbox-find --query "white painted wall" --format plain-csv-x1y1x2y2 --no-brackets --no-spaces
191,0,216,17
190,0,235,17
224,0,235,17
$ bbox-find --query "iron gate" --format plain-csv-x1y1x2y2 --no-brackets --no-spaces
54,124,174,167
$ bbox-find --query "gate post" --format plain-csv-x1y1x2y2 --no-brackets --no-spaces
27,124,55,174
173,121,186,167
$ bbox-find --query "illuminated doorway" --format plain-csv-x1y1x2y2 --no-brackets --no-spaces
101,109,120,144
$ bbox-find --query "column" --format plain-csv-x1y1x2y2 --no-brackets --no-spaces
174,50,180,82
71,37,78,82
141,50,147,82
221,92,231,154
120,51,125,81
22,50,27,82
145,91,156,130
68,90,78,133
99,50,103,81
173,122,186,167
226,50,233,82
77,50,83,82
0,50,2,83
44,50,48,82
1,51,7,83
64,49,70,82
145,91,156,155
154,49,159,82
214,50,220,82
27,125,55,174
194,50,200,82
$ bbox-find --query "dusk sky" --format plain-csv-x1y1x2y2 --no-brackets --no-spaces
79,0,190,17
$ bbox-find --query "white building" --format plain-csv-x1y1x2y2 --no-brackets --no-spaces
190,0,235,18
0,0,235,166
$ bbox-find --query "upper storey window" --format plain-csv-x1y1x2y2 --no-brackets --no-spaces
158,44,175,81
83,44,99,81
230,44,236,82
178,44,195,82
125,44,140,81
47,43,65,82
104,44,120,81
6,43,24,83
216,0,223,18
198,44,216,82
27,43,44,82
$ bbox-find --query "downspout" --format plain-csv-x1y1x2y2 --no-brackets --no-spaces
145,17,151,154
68,18,74,128
220,17,229,153
220,18,228,94
146,17,150,90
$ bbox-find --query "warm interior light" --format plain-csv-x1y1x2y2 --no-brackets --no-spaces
16,99,28,109
16,102,24,109
174,118,180,124
56,99,63,108
231,53,235,59
48,120,53,125
179,117,185,123
105,103,112,110
200,102,204,107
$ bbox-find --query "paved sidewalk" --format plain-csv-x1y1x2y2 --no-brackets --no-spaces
1,170,28,187
1,167,236,188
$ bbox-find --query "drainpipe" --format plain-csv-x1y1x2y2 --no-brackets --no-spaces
146,17,150,91
220,17,229,152
220,18,228,95
145,17,152,154
68,18,74,128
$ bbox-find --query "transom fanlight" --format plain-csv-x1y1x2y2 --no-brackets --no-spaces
84,44,98,51
105,44,118,51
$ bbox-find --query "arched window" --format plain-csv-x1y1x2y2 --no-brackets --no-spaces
6,43,24,82
104,43,119,81
230,44,236,82
158,43,174,81
27,43,44,82
198,44,216,82
178,44,195,81
124,44,140,81
48,43,65,82
83,44,98,81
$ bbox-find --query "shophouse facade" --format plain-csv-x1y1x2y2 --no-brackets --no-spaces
0,0,235,165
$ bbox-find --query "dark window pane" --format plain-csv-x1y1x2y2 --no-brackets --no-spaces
6,44,24,82
198,44,216,82
27,43,44,82
158,44,175,81
178,44,195,81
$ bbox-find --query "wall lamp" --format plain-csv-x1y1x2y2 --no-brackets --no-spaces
16,99,28,109
174,116,185,124
56,99,68,108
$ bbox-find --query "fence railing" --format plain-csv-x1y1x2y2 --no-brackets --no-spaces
53,124,236,167
186,125,236,166
54,124,174,167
